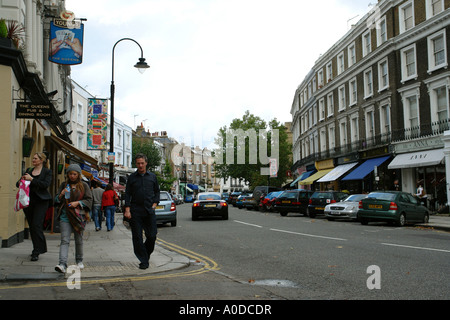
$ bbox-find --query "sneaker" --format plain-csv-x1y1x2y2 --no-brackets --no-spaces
77,262,84,269
55,264,66,273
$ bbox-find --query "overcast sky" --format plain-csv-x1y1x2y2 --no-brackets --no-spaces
65,0,373,149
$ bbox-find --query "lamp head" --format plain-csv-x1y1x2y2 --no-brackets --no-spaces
135,58,150,74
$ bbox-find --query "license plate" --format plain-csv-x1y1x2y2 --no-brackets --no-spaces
156,205,164,210
316,207,324,211
282,201,291,204
205,204,216,208
330,211,341,215
369,204,382,209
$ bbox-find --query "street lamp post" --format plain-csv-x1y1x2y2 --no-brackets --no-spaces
110,38,150,185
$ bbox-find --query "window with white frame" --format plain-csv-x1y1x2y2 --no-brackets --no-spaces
338,85,346,112
308,82,312,98
426,78,449,123
377,16,387,46
399,1,414,34
77,134,84,150
313,77,317,93
379,103,391,136
364,68,373,98
319,98,325,121
313,104,318,125
404,94,419,129
328,125,336,150
401,44,417,82
348,43,356,67
362,30,372,57
426,0,444,19
349,78,357,106
327,93,334,117
350,113,359,144
77,102,83,125
318,69,324,88
337,52,345,75
320,128,327,153
378,58,389,91
339,119,347,149
326,62,333,82
428,29,447,73
365,107,375,142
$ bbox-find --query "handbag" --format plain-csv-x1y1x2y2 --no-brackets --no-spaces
14,180,31,212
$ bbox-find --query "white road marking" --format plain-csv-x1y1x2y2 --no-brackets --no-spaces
270,228,347,242
381,243,450,253
234,220,263,228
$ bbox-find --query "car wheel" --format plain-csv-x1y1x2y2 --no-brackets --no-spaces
222,212,229,220
192,212,199,221
280,211,288,217
171,219,177,227
396,213,406,227
360,218,369,225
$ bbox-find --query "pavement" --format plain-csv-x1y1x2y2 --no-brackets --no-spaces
0,214,449,282
0,215,190,282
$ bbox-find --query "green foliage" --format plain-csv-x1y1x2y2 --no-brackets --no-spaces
131,137,161,172
215,110,292,189
0,19,7,38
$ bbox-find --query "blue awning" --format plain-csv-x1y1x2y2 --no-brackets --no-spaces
341,156,390,181
290,170,316,187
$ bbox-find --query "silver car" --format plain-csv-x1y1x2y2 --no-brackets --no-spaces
155,191,177,227
324,194,367,221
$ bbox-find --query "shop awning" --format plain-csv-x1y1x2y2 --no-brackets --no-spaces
317,162,358,183
342,156,390,181
187,183,199,190
299,169,333,185
47,133,98,167
388,149,444,169
290,170,315,187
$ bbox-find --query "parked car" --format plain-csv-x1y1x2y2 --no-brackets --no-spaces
192,192,229,220
325,194,367,221
247,186,282,210
185,194,194,202
176,194,184,205
236,193,250,209
358,191,430,226
155,191,177,227
273,190,313,216
260,191,284,212
229,192,242,206
221,192,230,202
242,193,256,209
307,191,349,218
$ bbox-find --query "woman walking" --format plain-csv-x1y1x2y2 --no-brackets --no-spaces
54,164,92,273
102,184,118,231
17,153,52,261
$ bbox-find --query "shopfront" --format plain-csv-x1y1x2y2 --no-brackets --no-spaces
299,159,334,191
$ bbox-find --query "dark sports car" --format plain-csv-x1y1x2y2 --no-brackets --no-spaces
192,192,229,220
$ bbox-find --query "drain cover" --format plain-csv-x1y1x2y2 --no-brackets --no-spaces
251,279,299,288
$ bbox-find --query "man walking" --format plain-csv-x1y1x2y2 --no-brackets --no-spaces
124,153,160,269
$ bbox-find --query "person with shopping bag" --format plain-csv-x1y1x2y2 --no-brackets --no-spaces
16,153,52,261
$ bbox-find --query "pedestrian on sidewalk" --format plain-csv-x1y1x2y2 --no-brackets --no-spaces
102,183,118,231
16,152,52,261
124,153,160,270
54,164,93,273
91,181,104,231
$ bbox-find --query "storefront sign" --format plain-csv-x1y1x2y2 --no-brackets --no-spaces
16,102,52,119
48,18,84,65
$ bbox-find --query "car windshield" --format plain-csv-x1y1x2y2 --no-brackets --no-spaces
344,194,366,202
312,192,333,199
283,192,298,199
367,192,396,201
199,194,221,200
160,193,171,201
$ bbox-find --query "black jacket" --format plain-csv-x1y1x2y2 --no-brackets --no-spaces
125,170,160,215
17,167,52,201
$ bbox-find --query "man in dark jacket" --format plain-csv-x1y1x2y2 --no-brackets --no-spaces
124,153,160,269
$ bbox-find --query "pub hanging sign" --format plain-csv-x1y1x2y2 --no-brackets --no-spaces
16,102,53,119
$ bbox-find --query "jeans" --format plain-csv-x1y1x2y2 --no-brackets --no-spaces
59,220,83,267
104,205,116,231
130,212,157,267
91,205,102,230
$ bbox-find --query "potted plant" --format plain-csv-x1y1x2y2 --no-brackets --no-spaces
0,18,24,49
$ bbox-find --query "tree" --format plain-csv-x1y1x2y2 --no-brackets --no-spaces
156,160,177,192
132,137,161,171
215,110,292,189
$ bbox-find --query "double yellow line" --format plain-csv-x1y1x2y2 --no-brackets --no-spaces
0,239,219,291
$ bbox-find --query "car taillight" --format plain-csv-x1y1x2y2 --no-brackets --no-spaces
359,201,363,209
309,199,312,205
221,201,228,207
389,202,398,211
170,202,176,211
330,199,336,204
193,202,200,207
